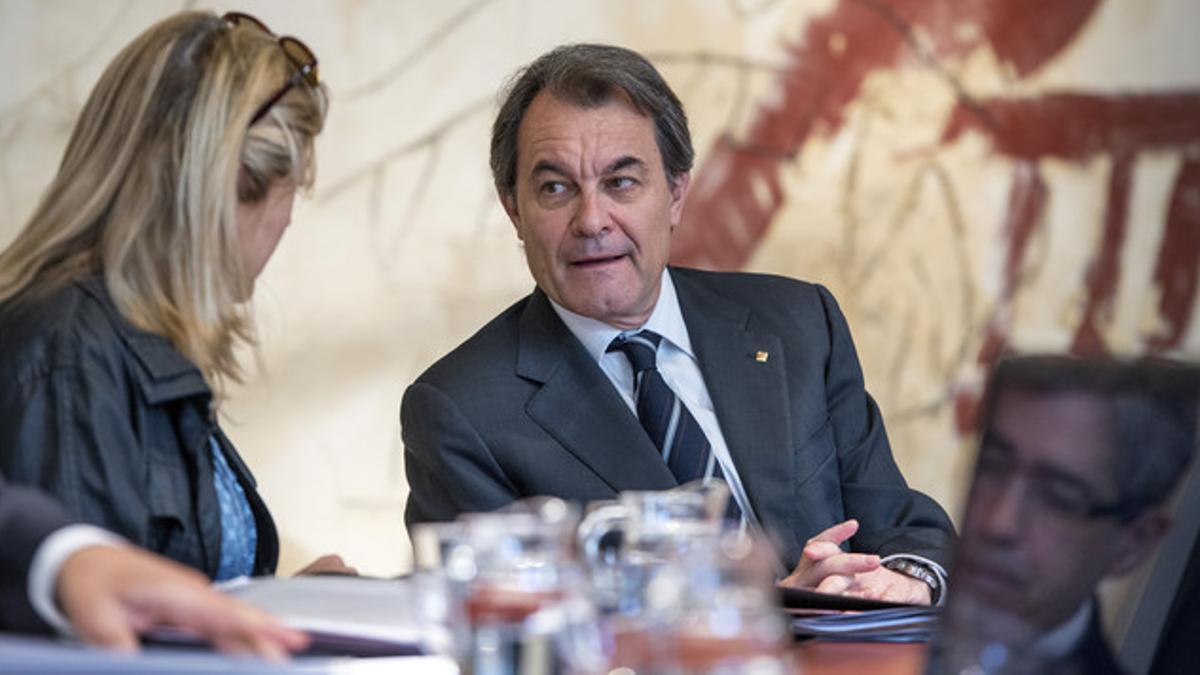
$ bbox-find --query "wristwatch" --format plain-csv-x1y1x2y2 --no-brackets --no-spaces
883,558,942,604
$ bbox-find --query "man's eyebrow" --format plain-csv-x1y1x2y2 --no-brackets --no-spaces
981,429,1104,497
979,429,1015,453
1030,462,1097,497
605,156,645,174
531,160,569,177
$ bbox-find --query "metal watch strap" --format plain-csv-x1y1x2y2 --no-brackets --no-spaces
883,558,941,604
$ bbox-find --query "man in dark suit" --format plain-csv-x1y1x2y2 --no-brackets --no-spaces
0,473,306,657
402,43,954,604
943,356,1198,674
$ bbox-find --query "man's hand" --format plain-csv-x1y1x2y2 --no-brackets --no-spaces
840,566,932,605
56,545,308,659
778,519,933,605
780,519,879,593
295,554,358,576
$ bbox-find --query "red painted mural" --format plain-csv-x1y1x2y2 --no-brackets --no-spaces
675,0,1200,434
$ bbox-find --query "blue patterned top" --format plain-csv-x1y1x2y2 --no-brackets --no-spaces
210,436,258,580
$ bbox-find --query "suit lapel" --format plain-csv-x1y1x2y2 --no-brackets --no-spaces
516,290,677,492
673,270,793,532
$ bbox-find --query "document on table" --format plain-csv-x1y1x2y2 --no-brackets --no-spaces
0,633,459,674
778,585,916,612
789,606,941,643
148,576,439,658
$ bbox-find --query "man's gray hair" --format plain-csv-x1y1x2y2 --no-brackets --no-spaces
985,355,1200,514
489,43,694,198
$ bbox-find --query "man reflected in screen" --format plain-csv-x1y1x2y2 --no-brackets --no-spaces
944,355,1199,674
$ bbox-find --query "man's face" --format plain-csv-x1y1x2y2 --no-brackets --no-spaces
956,388,1149,630
502,91,690,330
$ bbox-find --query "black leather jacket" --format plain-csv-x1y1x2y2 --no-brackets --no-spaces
0,277,278,578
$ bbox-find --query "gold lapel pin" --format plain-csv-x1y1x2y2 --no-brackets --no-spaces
755,351,769,363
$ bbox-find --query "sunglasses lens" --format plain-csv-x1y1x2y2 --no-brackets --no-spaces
224,12,271,33
281,38,319,86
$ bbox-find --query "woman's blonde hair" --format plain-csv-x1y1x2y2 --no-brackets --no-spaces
0,10,328,393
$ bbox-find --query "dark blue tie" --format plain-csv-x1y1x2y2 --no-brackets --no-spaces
608,330,719,486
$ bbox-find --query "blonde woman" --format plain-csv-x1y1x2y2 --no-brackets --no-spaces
0,11,349,581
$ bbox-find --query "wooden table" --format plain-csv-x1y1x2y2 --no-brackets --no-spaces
792,641,927,675
610,624,928,673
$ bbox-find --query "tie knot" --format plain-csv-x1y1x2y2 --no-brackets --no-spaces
608,330,662,373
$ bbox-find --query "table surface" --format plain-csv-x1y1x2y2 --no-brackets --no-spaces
792,641,927,675
1,630,927,674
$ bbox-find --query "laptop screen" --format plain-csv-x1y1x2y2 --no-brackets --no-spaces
928,355,1199,674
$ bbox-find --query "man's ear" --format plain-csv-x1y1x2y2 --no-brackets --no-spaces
668,172,692,228
501,190,522,238
1109,506,1172,576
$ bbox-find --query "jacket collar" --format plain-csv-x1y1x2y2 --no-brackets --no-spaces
77,278,212,406
515,287,677,492
546,271,696,363
512,268,794,508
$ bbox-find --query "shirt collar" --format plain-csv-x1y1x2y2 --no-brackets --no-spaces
548,269,695,363
1031,600,1093,660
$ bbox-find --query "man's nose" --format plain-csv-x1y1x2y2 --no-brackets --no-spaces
974,474,1027,543
570,188,608,237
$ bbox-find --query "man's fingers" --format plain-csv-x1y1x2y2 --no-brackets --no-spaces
186,607,307,660
802,541,846,562
782,551,880,591
159,591,308,659
71,599,140,653
812,552,880,578
242,622,311,662
218,608,310,658
806,519,859,547
57,545,307,659
270,624,311,652
251,638,290,664
782,520,880,594
872,570,932,605
212,632,290,663
297,554,358,576
815,575,852,595
840,568,933,605
120,556,308,659
842,585,882,600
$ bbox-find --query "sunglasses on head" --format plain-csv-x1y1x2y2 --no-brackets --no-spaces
223,12,319,125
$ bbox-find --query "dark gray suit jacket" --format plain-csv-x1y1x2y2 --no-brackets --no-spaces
0,474,73,633
402,268,954,569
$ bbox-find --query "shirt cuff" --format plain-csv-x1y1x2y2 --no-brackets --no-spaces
28,524,126,635
880,553,949,606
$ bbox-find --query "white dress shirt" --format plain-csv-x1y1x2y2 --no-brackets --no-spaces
28,524,125,634
1031,601,1093,661
548,270,761,529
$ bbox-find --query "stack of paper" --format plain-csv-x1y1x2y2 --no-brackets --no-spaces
789,607,941,642
777,586,940,642
149,576,434,658
0,633,458,674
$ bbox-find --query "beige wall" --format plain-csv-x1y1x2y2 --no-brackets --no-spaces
2,0,1198,577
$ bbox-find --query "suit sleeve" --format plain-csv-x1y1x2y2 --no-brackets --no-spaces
0,474,73,633
401,381,521,531
815,285,956,567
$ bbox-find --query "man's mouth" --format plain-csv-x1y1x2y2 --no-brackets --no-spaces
569,253,627,268
957,554,1028,601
